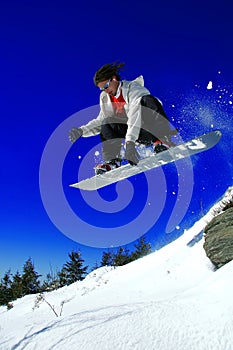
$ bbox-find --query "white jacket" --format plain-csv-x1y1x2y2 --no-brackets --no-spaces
80,76,150,142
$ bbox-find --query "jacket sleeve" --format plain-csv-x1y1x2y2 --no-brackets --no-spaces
79,111,105,137
125,79,150,142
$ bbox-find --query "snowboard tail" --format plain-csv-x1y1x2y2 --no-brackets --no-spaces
70,130,222,191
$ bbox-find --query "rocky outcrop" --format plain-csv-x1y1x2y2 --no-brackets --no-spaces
203,207,233,268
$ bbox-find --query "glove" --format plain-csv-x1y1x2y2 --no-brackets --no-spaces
68,127,83,143
125,141,140,166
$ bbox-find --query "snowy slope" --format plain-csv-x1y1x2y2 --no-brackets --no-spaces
0,188,233,350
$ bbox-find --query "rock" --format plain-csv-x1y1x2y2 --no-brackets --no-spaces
203,207,233,268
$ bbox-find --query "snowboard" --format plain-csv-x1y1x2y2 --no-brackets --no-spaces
70,130,222,191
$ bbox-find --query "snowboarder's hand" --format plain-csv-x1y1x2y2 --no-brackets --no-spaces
68,127,83,143
125,141,140,166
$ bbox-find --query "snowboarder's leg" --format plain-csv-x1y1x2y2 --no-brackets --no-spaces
100,117,127,161
95,118,127,174
140,95,176,144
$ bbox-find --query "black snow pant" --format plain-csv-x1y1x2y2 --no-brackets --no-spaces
100,95,173,161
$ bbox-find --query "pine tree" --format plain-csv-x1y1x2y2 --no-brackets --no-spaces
130,237,152,261
0,282,5,306
58,267,69,287
11,271,23,299
100,250,114,266
60,250,88,285
113,247,131,266
21,258,41,295
0,270,13,306
42,272,60,291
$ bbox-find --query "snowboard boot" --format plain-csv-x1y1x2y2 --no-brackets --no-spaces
95,159,121,175
153,140,170,154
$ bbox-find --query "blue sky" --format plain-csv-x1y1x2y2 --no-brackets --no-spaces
1,1,233,278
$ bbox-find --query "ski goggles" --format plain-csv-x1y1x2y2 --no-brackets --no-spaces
99,78,112,91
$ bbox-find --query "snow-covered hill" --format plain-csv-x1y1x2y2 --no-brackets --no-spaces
1,188,233,350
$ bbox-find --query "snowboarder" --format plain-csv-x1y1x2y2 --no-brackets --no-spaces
68,62,177,174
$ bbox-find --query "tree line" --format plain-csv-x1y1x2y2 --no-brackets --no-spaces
0,237,151,308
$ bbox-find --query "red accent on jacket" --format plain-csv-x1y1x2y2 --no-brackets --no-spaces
110,90,126,117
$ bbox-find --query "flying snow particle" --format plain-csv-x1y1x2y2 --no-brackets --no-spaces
229,101,232,105
95,151,100,156
207,81,213,90
77,155,82,159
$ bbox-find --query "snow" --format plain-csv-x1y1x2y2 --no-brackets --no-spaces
1,188,233,350
207,81,213,90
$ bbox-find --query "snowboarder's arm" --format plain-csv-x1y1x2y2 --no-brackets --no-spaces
124,79,150,143
125,98,142,143
80,112,105,137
